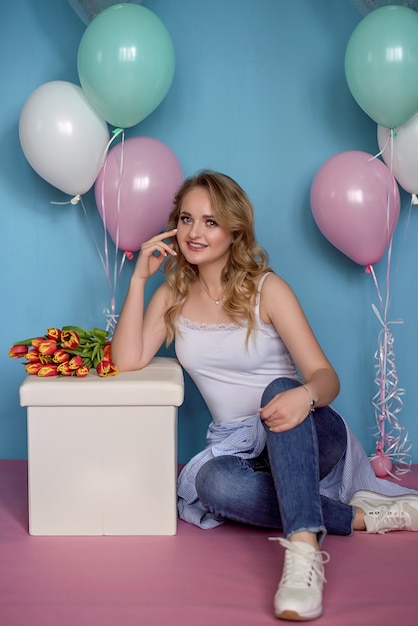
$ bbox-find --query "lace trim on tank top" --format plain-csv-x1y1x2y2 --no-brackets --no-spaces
178,316,241,332
178,315,275,333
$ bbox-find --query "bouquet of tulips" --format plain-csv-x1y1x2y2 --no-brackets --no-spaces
8,326,119,378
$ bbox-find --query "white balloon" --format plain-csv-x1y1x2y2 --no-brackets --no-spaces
377,113,418,195
68,0,143,25
19,81,110,196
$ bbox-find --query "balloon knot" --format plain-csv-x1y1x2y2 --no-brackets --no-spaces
365,265,372,274
390,129,398,138
112,127,124,135
411,193,418,205
125,251,134,260
70,194,81,205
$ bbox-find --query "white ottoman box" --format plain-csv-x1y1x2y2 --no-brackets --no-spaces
19,357,184,536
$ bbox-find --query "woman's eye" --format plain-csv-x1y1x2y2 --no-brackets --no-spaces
207,220,217,227
180,215,191,223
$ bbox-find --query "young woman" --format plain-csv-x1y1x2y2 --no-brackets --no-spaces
111,170,418,622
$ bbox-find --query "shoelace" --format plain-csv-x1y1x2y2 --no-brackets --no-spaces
269,537,330,587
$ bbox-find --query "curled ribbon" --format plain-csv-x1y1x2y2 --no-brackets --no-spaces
368,250,411,477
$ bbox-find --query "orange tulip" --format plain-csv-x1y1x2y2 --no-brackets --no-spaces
31,337,46,349
25,349,41,362
47,328,61,341
96,360,119,377
103,343,112,362
61,330,80,350
38,340,58,356
25,362,43,375
68,355,84,370
52,349,70,364
37,364,58,377
8,345,29,359
57,362,73,376
76,365,90,377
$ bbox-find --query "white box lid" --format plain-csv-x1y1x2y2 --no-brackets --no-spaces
19,357,184,407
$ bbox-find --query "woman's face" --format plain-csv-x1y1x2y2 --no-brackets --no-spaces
176,187,234,268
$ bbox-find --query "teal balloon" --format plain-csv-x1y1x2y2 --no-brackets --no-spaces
345,5,418,128
77,4,175,128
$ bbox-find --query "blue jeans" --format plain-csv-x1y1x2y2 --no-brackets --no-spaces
195,378,355,542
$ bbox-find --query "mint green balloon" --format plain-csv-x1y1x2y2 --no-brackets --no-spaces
77,4,175,128
345,5,418,128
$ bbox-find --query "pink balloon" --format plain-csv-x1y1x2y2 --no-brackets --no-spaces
371,455,393,478
310,151,400,266
95,136,183,252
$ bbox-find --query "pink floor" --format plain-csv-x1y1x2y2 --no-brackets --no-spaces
1,461,418,626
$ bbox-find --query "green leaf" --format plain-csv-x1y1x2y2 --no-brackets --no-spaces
68,348,89,357
12,337,39,346
91,342,99,363
94,345,104,368
91,328,108,341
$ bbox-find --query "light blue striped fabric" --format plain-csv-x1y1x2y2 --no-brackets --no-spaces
177,414,418,530
177,415,266,528
320,417,418,504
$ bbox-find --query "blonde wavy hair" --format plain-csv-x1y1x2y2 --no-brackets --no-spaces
164,170,272,344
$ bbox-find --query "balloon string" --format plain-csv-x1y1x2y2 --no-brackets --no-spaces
106,250,128,338
103,301,119,335
78,195,110,284
51,194,81,206
368,192,393,320
98,151,111,288
113,130,125,303
368,131,390,162
76,187,129,337
367,241,411,476
103,251,127,337
104,127,124,156
96,128,129,334
98,128,125,285
369,127,397,163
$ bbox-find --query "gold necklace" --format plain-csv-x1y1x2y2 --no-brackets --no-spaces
198,276,224,305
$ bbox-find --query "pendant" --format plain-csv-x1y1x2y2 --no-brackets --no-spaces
215,300,220,305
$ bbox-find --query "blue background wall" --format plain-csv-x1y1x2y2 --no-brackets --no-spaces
1,0,417,465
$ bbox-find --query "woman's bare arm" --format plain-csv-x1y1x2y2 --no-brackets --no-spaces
258,273,340,432
110,229,177,371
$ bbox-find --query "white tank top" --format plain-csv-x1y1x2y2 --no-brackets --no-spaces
175,273,300,424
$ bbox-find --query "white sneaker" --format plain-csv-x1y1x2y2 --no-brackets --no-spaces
270,537,329,621
350,490,418,534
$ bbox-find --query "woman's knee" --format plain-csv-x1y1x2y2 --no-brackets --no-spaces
196,456,250,510
261,377,301,407
195,457,233,507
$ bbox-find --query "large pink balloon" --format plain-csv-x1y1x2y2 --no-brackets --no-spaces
310,151,400,266
95,136,183,252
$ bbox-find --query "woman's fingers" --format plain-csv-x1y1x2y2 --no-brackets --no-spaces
142,229,178,257
133,229,178,279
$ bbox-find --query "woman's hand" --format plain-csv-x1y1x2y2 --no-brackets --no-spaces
259,386,312,432
133,229,178,280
